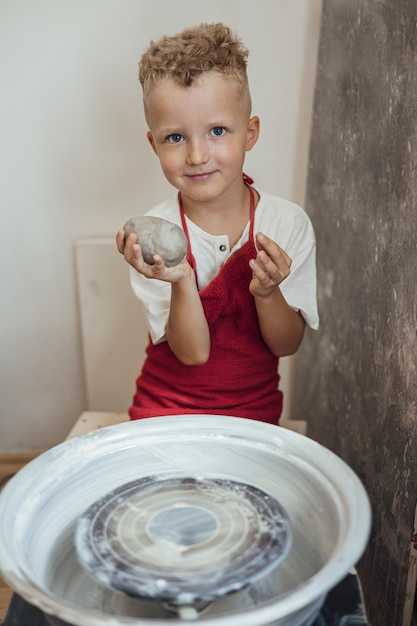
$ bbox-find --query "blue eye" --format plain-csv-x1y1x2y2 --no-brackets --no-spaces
167,134,184,143
210,127,226,137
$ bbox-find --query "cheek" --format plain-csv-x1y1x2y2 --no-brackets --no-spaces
157,149,181,177
215,140,246,168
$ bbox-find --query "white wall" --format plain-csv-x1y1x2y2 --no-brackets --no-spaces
0,0,322,451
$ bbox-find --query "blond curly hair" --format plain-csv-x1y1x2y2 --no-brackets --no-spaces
139,23,251,110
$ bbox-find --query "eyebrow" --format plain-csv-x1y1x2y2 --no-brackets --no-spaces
154,127,184,140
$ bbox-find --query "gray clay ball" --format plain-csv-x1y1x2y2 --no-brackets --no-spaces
123,216,188,267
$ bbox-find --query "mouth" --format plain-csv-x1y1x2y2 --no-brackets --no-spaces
186,171,216,182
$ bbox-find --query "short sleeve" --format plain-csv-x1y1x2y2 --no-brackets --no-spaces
255,192,319,330
279,241,319,330
129,266,171,344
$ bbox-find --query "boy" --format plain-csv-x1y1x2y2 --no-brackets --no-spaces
116,23,319,424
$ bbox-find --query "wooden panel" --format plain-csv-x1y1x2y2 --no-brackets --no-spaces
75,238,149,413
66,411,129,439
292,2,417,625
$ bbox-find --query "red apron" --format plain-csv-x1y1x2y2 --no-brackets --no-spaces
129,185,282,424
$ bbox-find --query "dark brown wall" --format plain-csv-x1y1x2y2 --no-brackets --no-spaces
292,1,417,624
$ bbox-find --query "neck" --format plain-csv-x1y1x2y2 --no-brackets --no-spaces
179,184,256,248
180,185,252,232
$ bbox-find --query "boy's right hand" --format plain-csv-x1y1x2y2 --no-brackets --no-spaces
115,229,193,283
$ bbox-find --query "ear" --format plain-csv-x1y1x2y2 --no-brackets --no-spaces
246,116,260,152
146,131,158,155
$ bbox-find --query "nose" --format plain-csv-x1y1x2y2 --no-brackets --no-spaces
186,138,209,165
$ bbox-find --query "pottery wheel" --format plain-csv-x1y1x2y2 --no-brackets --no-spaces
75,475,292,605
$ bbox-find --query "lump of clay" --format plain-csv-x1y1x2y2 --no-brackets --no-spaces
123,216,188,267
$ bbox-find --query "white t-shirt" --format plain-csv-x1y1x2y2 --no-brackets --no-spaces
129,188,319,344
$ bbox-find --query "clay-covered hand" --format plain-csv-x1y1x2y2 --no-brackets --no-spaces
116,218,191,283
249,232,292,297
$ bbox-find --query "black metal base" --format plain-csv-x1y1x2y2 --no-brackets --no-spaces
2,571,368,626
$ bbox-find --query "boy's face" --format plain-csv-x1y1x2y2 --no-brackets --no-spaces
145,72,259,203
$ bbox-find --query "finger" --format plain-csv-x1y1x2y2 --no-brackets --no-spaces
115,229,126,253
253,250,291,286
281,248,292,268
258,249,290,279
151,254,165,267
122,236,146,269
256,233,292,267
124,232,138,247
250,258,276,286
123,233,141,259
258,244,292,272
147,255,167,276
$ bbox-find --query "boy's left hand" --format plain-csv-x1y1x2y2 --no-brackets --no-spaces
249,233,292,297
